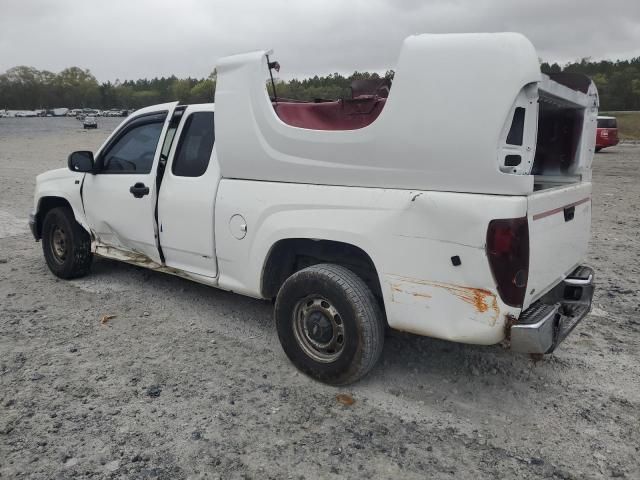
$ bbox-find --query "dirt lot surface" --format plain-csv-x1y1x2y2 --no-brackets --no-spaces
1,118,639,479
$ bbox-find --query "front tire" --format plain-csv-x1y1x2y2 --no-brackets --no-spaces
275,264,385,385
41,207,92,279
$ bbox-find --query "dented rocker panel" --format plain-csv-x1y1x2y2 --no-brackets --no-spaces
93,244,219,288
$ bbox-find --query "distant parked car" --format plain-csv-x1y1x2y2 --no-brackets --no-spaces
82,108,100,117
596,116,619,151
83,116,97,129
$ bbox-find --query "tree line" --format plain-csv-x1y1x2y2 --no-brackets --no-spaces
541,58,640,111
0,66,216,110
1,57,639,111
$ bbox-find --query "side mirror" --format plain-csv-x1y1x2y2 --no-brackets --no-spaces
68,151,94,173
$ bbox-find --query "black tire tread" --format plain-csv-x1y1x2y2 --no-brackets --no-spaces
276,263,385,385
42,207,92,279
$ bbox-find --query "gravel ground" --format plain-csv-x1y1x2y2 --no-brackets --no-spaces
1,117,639,479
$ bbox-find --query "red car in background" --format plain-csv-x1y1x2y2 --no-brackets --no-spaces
596,116,619,151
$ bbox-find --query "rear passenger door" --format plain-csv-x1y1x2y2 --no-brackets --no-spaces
157,104,219,278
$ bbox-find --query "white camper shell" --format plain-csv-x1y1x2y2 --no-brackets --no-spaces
216,33,597,194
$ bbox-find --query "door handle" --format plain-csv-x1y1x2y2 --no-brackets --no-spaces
129,182,150,198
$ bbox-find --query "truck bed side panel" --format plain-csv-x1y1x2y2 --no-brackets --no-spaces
215,180,526,345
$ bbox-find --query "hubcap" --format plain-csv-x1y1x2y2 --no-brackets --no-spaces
50,225,67,263
293,296,345,363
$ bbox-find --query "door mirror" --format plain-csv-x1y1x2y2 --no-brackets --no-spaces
68,151,94,173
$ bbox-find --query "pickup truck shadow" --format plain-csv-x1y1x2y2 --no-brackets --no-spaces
86,257,559,394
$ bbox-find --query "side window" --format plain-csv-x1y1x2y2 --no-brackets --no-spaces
101,121,164,173
160,109,185,159
161,127,177,158
172,112,215,177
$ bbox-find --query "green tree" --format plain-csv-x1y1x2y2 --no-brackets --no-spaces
54,67,100,107
190,79,215,103
3,56,640,112
170,78,193,103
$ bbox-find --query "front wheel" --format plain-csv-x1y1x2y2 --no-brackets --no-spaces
41,207,92,279
275,264,385,385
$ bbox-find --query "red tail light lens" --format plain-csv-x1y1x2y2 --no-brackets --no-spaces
486,217,529,307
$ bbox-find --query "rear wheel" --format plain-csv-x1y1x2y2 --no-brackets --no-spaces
275,264,384,385
595,147,602,152
42,207,92,279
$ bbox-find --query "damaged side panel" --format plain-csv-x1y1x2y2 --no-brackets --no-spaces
385,273,507,344
93,244,218,288
376,191,524,345
215,180,525,345
388,275,500,325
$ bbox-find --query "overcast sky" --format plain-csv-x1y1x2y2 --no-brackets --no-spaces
1,0,639,81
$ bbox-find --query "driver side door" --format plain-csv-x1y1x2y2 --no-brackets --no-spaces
82,102,178,263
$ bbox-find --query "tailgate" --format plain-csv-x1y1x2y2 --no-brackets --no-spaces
525,182,592,308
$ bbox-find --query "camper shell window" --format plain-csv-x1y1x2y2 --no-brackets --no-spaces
271,76,391,131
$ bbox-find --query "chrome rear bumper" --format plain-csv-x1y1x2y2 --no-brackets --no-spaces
510,265,594,354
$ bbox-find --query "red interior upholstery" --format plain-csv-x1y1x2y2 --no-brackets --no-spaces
274,96,386,131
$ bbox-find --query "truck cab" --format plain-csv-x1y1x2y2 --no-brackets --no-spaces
31,33,596,384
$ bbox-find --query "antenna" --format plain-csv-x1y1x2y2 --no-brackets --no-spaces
266,55,280,104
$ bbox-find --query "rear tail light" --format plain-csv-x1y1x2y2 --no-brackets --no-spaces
486,217,529,307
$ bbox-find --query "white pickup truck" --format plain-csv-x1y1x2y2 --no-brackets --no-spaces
30,33,596,384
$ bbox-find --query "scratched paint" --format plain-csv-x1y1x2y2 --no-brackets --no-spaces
94,244,216,287
387,274,500,326
434,282,499,316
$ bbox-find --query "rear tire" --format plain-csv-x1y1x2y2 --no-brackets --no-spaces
42,207,92,279
595,147,602,152
275,264,385,385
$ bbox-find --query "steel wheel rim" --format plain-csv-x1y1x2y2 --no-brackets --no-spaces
50,225,67,263
293,295,345,363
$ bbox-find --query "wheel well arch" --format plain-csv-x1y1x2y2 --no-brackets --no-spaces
260,238,384,308
34,196,74,239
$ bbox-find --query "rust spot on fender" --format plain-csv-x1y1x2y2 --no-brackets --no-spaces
432,283,499,316
387,275,500,326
